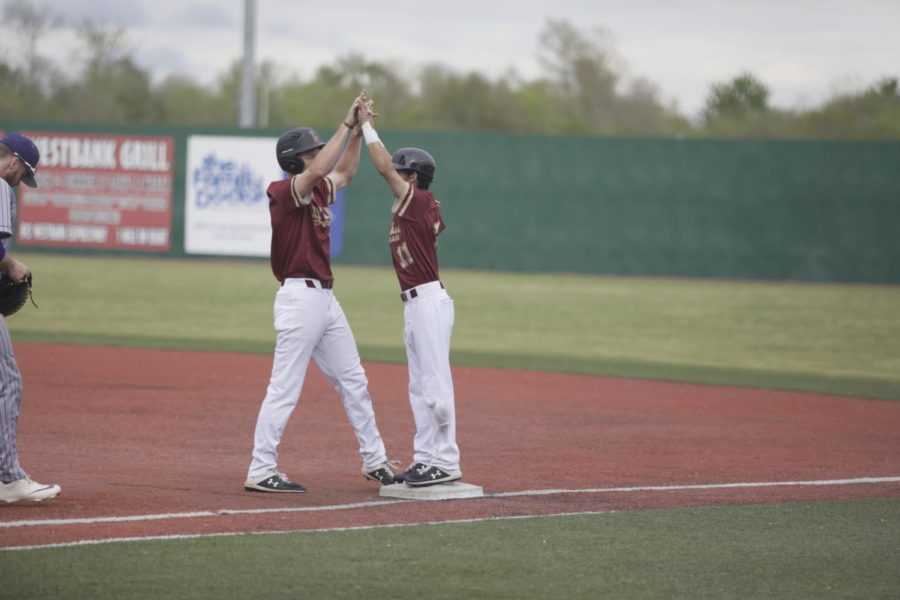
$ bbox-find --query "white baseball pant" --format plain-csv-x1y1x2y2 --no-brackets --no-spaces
402,281,459,471
248,279,388,479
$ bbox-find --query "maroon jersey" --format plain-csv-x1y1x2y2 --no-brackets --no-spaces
389,183,445,290
268,175,336,283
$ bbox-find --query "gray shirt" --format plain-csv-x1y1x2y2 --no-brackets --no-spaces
0,179,16,253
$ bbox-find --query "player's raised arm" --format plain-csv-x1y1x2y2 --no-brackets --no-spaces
293,90,366,197
359,100,410,199
329,121,363,191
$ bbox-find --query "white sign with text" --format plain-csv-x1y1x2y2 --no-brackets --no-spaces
185,135,282,256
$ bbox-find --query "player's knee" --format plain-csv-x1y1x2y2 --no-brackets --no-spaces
426,395,451,426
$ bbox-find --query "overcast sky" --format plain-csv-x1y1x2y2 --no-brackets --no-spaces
4,0,899,117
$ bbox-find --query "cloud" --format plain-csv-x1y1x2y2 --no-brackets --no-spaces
7,0,898,116
52,0,148,27
174,3,238,30
135,43,190,79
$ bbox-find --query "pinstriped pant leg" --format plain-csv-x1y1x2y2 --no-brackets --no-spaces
0,316,25,483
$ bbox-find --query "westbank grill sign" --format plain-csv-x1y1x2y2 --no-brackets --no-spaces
16,132,174,251
185,135,344,258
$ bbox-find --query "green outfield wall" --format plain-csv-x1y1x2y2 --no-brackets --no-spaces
3,120,898,283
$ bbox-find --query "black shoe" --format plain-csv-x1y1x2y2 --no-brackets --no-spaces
362,461,398,486
244,470,307,493
404,464,462,487
393,462,427,484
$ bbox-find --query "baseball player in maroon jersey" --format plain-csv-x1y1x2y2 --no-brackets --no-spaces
358,102,462,487
245,91,396,493
0,133,61,503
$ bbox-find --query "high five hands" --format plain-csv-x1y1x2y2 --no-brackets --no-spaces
349,89,379,128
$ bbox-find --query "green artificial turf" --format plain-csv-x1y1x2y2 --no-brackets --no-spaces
3,498,898,600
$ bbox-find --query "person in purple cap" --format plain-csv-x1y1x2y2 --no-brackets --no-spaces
0,132,60,503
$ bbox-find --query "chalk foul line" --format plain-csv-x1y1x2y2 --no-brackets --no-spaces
1,510,617,552
2,475,897,531
489,476,900,497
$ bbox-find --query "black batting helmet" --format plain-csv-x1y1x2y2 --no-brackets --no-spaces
276,127,326,173
391,147,436,180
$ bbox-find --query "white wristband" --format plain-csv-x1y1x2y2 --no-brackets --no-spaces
361,122,381,145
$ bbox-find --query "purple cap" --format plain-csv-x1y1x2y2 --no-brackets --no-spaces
1,133,39,187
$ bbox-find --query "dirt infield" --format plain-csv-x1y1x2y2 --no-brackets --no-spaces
2,343,898,549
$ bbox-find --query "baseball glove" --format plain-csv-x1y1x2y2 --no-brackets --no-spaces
0,273,35,317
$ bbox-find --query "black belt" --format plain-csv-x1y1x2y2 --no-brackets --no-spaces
280,278,333,289
401,281,443,302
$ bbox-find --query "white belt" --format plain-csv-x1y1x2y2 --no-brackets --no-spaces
400,280,445,302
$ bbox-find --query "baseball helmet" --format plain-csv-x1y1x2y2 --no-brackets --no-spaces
276,127,326,173
391,148,436,180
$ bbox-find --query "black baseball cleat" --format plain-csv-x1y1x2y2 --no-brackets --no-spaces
403,464,462,487
362,460,400,485
244,470,307,493
392,462,427,484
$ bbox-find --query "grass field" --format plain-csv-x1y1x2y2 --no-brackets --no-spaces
9,252,900,399
2,252,899,599
5,499,899,599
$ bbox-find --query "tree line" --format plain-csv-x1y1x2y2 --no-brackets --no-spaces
2,2,898,139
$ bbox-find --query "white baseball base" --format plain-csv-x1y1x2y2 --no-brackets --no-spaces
379,481,484,500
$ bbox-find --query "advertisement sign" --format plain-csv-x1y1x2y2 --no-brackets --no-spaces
185,135,275,257
15,132,174,251
185,135,344,257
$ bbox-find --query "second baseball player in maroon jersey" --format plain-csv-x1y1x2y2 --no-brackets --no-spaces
359,101,462,487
